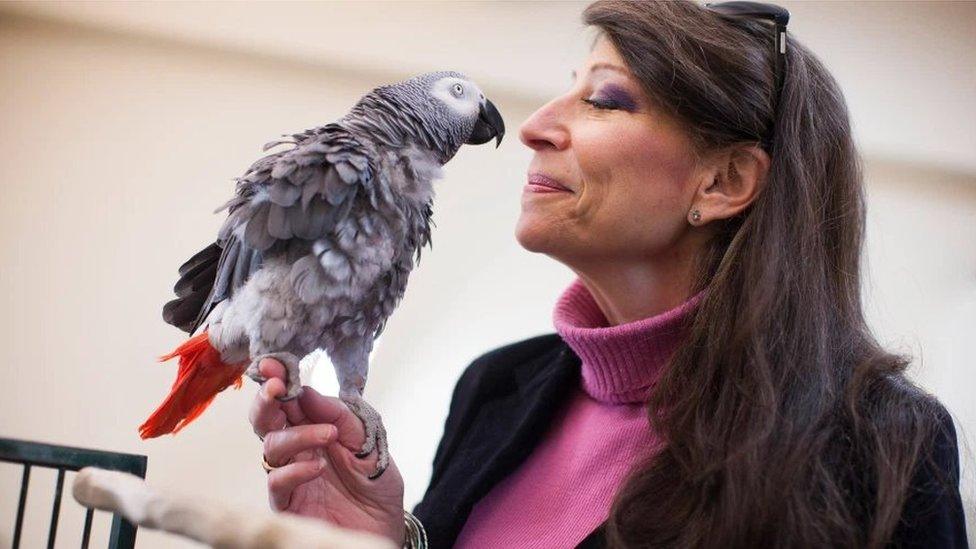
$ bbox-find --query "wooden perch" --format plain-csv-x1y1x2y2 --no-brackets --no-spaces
71,466,396,549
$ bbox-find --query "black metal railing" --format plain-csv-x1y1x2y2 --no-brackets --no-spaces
0,437,147,549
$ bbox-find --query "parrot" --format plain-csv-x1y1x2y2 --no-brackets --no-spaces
138,71,505,479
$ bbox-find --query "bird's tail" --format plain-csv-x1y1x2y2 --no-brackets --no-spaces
139,331,247,439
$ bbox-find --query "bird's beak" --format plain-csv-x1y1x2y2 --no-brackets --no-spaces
466,98,505,148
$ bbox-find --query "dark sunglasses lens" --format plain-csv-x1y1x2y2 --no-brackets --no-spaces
706,1,790,26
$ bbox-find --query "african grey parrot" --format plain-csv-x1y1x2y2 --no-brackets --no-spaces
138,71,504,479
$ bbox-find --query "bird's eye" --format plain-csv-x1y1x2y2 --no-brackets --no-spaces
452,83,464,96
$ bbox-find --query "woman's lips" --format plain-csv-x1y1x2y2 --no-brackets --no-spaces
525,173,573,193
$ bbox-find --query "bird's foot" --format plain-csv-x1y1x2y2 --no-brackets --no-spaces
246,352,303,402
339,393,389,480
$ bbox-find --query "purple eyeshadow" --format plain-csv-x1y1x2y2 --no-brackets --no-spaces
598,84,637,111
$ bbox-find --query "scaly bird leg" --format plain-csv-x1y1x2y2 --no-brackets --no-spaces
339,391,389,480
245,352,303,402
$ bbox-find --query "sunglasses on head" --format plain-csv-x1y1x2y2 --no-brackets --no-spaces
704,1,791,150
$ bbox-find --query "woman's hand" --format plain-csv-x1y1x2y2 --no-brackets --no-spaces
248,358,406,544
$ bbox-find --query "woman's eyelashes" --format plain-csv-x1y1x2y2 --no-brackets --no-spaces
581,85,637,112
582,97,620,110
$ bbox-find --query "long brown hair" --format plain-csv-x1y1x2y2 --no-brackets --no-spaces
582,1,954,546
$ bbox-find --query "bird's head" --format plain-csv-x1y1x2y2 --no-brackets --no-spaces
358,71,505,163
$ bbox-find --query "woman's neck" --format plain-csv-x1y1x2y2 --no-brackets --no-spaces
571,256,698,325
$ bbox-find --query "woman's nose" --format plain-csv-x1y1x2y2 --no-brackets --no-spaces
518,98,570,151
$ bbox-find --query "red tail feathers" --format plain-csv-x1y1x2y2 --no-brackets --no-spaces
139,331,246,439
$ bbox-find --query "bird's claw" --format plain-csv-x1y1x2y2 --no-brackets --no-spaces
340,393,389,479
244,361,266,385
247,352,303,401
276,389,302,402
367,465,387,480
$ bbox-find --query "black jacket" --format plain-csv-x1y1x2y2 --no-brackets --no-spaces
412,333,968,548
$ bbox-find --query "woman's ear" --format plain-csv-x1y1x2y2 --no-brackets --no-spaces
689,144,770,225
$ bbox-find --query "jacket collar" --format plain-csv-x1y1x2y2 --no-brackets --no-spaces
514,340,580,396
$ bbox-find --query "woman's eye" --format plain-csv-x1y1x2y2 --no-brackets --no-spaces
582,98,619,110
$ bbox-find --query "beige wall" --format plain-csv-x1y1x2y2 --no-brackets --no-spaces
0,2,972,547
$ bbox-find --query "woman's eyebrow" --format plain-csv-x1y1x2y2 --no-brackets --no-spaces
590,62,631,76
571,62,632,82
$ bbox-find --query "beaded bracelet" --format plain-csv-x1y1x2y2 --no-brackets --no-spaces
403,509,428,549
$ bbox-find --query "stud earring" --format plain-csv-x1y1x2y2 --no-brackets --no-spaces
690,209,702,224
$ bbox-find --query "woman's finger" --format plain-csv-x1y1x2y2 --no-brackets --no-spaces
259,358,307,425
264,423,337,468
247,358,306,438
249,378,287,437
267,457,328,511
296,386,366,451
258,357,287,380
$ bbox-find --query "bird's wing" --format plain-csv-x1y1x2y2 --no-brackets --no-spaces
162,124,382,334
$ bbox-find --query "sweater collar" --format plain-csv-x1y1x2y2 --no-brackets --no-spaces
552,277,705,405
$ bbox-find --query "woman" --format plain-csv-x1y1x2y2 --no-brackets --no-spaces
248,1,967,547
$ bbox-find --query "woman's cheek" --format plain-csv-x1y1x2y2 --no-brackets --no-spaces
591,169,681,256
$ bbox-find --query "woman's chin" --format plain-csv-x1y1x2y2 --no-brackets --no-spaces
515,217,561,254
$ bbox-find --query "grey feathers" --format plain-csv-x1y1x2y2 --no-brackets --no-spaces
163,124,387,335
234,124,371,254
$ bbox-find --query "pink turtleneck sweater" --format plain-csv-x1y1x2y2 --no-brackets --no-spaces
454,278,705,548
